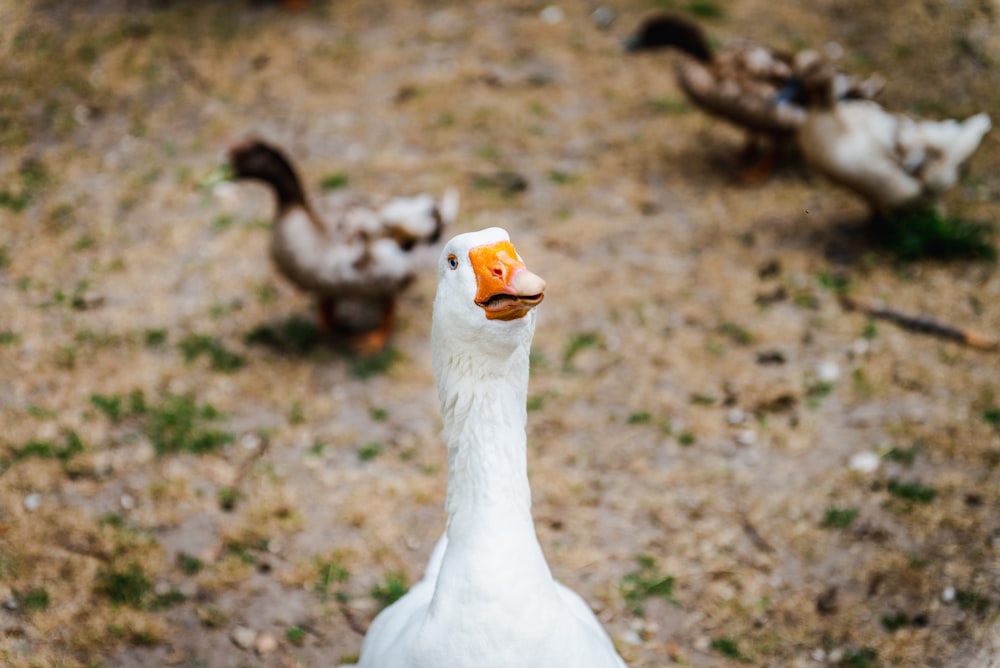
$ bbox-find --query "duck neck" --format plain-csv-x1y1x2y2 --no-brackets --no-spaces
437,340,534,530
246,159,308,213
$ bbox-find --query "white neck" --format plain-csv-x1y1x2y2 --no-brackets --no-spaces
430,316,553,602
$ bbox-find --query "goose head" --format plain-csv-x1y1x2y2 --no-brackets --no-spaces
432,228,546,359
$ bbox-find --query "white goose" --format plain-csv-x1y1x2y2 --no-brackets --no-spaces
353,228,627,668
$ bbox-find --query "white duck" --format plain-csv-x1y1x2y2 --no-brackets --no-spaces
795,57,992,216
352,228,627,668
227,139,459,352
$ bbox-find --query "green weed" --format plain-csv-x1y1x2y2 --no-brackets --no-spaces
371,571,408,611
95,563,152,607
876,207,996,262
821,506,858,530
709,637,751,663
15,587,49,612
320,173,350,190
351,346,401,379
179,334,245,372
887,480,936,504
562,333,599,371
245,316,322,354
619,555,677,616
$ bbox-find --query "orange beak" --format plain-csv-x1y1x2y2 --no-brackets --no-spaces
469,240,546,321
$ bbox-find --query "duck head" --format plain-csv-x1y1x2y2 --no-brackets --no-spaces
623,14,714,63
226,139,306,209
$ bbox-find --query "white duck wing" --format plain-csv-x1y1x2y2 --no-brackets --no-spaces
555,582,628,667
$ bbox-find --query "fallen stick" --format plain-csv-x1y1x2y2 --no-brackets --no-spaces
841,295,998,350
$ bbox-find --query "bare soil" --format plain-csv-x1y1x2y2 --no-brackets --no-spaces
1,1,999,666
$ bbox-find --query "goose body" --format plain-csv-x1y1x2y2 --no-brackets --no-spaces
353,228,627,668
625,14,884,139
228,140,459,350
795,62,992,214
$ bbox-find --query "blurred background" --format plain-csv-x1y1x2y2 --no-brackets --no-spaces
1,1,998,666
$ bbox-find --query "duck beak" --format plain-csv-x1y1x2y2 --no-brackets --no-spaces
470,240,546,321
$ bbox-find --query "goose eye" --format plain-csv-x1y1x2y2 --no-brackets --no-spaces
447,254,458,270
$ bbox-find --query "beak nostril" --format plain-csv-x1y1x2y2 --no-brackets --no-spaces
491,265,505,279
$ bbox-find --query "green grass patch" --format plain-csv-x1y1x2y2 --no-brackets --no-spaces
956,590,992,616
984,407,1000,429
351,346,401,379
0,330,20,345
357,442,383,462
876,208,996,262
11,432,84,464
371,571,408,611
95,563,152,608
717,322,754,345
144,328,168,347
678,431,696,446
179,334,245,372
15,587,50,612
145,393,232,456
314,555,350,601
177,552,204,576
881,611,910,632
710,637,751,662
245,315,323,354
887,479,936,504
562,332,599,371
217,486,242,511
684,0,724,19
619,554,677,616
370,407,389,421
627,412,652,425
886,442,922,466
320,172,350,190
286,625,307,645
821,506,859,530
842,647,878,668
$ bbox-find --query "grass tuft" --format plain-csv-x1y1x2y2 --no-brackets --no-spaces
371,571,408,611
887,479,936,504
179,334,245,372
95,563,152,608
709,637,751,662
351,346,401,379
876,207,996,262
245,316,323,354
821,506,859,530
562,332,599,371
619,554,677,616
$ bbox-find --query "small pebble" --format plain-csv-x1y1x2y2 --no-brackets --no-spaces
255,633,278,655
850,338,870,357
240,432,263,451
155,581,172,596
539,5,564,25
3,597,18,611
827,648,844,663
230,625,257,650
726,408,746,425
591,6,615,29
120,493,136,510
849,451,880,474
620,629,642,645
23,493,41,512
816,360,840,383
736,429,757,446
942,586,956,603
811,648,827,662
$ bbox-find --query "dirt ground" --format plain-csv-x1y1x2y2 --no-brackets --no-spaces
1,1,999,666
